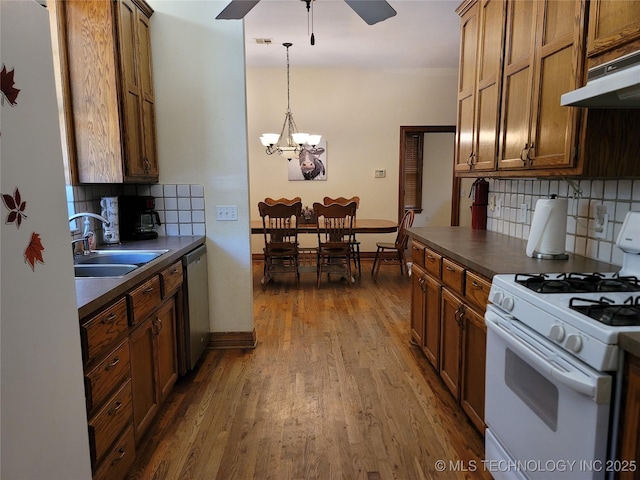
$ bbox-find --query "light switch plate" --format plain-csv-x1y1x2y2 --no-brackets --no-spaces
518,203,528,223
216,205,238,221
375,169,386,178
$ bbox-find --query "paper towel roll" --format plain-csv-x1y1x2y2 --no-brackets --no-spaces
526,197,568,259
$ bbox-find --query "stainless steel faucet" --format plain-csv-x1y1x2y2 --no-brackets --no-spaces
69,212,110,255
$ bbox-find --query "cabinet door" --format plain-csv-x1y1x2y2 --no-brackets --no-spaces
618,354,640,479
473,0,506,172
461,306,487,432
410,264,427,347
454,2,479,173
499,0,584,172
118,0,158,182
423,274,442,370
440,288,463,399
528,0,583,170
129,316,158,442
588,0,640,57
498,0,536,170
155,298,178,403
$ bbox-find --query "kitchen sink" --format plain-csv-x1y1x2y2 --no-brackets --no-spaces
75,249,168,266
74,264,140,278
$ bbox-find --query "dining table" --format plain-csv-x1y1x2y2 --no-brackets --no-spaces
250,218,398,234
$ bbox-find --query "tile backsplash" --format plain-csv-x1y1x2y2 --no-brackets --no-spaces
67,184,206,244
486,178,640,266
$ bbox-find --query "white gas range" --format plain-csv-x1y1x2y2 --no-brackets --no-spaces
484,211,640,480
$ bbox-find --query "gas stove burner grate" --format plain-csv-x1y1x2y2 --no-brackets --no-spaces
515,272,640,294
569,296,640,326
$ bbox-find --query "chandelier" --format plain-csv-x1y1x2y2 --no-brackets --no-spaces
259,42,321,160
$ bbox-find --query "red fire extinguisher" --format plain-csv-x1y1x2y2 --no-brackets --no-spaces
470,178,489,230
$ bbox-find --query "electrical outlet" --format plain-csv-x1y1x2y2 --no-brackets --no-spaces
374,169,386,178
495,199,503,218
489,195,496,212
216,205,238,221
594,205,608,239
518,203,528,223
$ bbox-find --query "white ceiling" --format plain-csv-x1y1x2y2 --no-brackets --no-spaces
240,0,462,68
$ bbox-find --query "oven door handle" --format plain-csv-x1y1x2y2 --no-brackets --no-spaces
486,311,600,401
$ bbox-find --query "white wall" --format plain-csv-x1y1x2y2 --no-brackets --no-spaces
149,1,253,333
413,132,456,228
247,66,458,253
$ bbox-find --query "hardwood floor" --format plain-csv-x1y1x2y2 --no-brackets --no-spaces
128,261,490,480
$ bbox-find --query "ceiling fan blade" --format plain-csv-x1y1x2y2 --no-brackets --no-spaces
344,0,397,25
215,0,261,19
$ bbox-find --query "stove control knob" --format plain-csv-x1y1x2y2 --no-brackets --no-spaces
565,334,583,353
502,296,515,312
549,325,565,342
491,291,504,305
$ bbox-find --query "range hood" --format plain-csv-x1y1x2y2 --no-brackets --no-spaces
561,50,640,108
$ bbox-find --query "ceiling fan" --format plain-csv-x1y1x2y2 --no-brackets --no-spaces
215,0,397,26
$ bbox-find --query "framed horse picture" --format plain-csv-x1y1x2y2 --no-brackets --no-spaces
287,141,327,181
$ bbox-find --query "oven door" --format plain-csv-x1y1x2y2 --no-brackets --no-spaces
485,306,612,480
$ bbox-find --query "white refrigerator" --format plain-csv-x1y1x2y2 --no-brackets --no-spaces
1,1,92,478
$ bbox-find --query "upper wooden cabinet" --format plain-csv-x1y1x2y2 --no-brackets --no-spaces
454,0,506,174
52,0,158,184
498,0,585,173
587,0,640,60
455,0,640,178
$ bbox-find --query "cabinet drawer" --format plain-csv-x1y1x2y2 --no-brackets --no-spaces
82,298,129,365
410,241,426,268
160,260,183,298
464,271,491,311
85,339,130,413
424,247,442,279
442,258,465,294
128,275,161,326
92,424,136,480
89,379,133,467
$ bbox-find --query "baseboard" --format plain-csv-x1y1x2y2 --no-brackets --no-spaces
208,329,257,349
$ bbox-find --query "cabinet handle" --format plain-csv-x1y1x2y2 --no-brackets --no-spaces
418,276,427,293
427,255,435,260
143,158,151,174
108,401,123,416
111,448,126,465
170,268,179,275
104,356,120,371
466,152,474,167
445,266,455,272
143,287,154,294
101,312,117,324
454,304,466,326
156,317,163,333
526,142,535,165
472,281,483,290
520,143,529,163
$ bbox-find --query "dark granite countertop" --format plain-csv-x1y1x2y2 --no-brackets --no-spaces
407,227,617,280
75,236,205,319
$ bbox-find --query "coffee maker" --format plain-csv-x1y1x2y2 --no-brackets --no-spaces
119,196,162,240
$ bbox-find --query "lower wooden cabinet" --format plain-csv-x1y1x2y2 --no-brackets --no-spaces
80,259,184,479
440,288,463,398
461,306,487,432
409,239,489,433
617,353,640,479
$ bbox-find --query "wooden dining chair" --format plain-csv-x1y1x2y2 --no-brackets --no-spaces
323,196,361,276
258,201,302,286
371,209,415,281
313,201,357,288
264,197,302,206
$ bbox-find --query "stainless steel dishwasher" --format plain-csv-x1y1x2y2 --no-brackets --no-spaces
182,244,210,371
